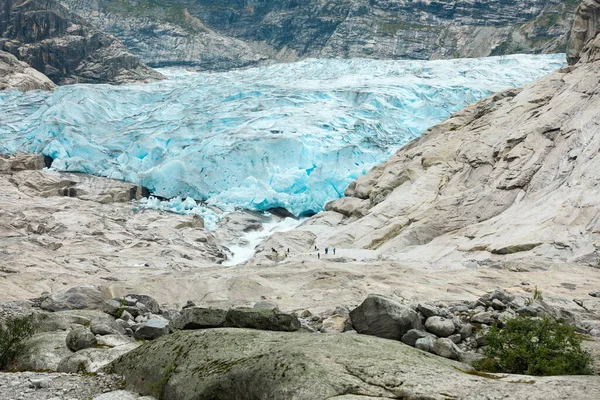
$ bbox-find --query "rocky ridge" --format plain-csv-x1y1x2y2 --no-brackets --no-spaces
61,0,577,70
0,0,163,87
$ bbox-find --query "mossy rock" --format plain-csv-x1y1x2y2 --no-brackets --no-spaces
107,329,600,399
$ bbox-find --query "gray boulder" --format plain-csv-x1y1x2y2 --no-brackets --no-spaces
40,286,106,312
417,303,439,318
91,319,125,336
57,353,91,373
12,331,72,371
134,319,169,340
349,294,422,340
66,328,98,351
401,329,436,347
125,294,161,314
424,316,455,337
415,335,436,352
253,301,280,312
171,307,228,330
432,338,460,360
225,308,300,332
320,315,348,334
470,312,494,325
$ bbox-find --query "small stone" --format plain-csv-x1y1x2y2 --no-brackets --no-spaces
450,305,469,313
311,315,321,322
57,353,91,373
123,296,137,306
66,327,98,351
470,312,494,325
320,315,348,333
91,320,124,336
432,338,459,360
401,329,435,347
424,316,455,337
299,310,312,318
448,333,462,344
134,319,169,340
29,378,49,389
120,310,134,321
588,291,600,298
253,301,279,311
182,300,196,309
415,336,436,352
459,323,473,340
491,299,506,310
417,303,439,318
516,306,538,317
497,310,515,325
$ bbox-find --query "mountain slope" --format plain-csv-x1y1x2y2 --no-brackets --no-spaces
254,1,600,269
61,0,577,70
0,0,163,85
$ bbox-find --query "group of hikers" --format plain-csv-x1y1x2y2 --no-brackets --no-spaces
315,245,335,259
270,246,337,260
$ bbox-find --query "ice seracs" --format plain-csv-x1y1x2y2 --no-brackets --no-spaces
0,55,564,216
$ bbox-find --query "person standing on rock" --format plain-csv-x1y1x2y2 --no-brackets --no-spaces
333,248,336,255
318,252,320,259
325,247,329,255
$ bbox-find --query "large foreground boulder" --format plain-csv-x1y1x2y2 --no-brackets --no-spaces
40,286,106,312
107,328,600,400
171,307,300,332
349,294,421,340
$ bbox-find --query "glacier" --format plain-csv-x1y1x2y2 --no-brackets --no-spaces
0,55,565,217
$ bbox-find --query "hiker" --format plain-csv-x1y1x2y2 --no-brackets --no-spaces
315,245,317,250
318,252,320,259
333,247,336,255
325,247,329,255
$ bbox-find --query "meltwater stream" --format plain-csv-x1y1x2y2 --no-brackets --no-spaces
0,55,565,220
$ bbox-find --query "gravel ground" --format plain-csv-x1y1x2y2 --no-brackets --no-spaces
0,371,128,400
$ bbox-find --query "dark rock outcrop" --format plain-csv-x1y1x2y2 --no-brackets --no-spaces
349,294,421,340
0,0,163,85
62,0,577,71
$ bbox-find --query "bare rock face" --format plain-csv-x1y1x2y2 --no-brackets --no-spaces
60,0,577,70
288,50,600,268
0,0,163,85
0,50,55,91
568,0,600,64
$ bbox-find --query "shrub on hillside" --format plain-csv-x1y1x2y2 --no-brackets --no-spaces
474,316,592,376
0,314,35,369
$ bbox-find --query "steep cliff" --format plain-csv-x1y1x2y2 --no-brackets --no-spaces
60,0,577,70
0,0,163,85
254,2,600,269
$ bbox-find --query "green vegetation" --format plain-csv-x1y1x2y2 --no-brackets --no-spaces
0,314,35,369
524,286,543,306
474,316,592,376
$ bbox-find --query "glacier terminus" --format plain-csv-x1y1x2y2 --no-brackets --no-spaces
0,55,565,219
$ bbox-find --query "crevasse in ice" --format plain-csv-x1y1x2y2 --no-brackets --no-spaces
0,55,565,216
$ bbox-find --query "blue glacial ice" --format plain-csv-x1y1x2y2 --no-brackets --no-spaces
0,54,565,217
